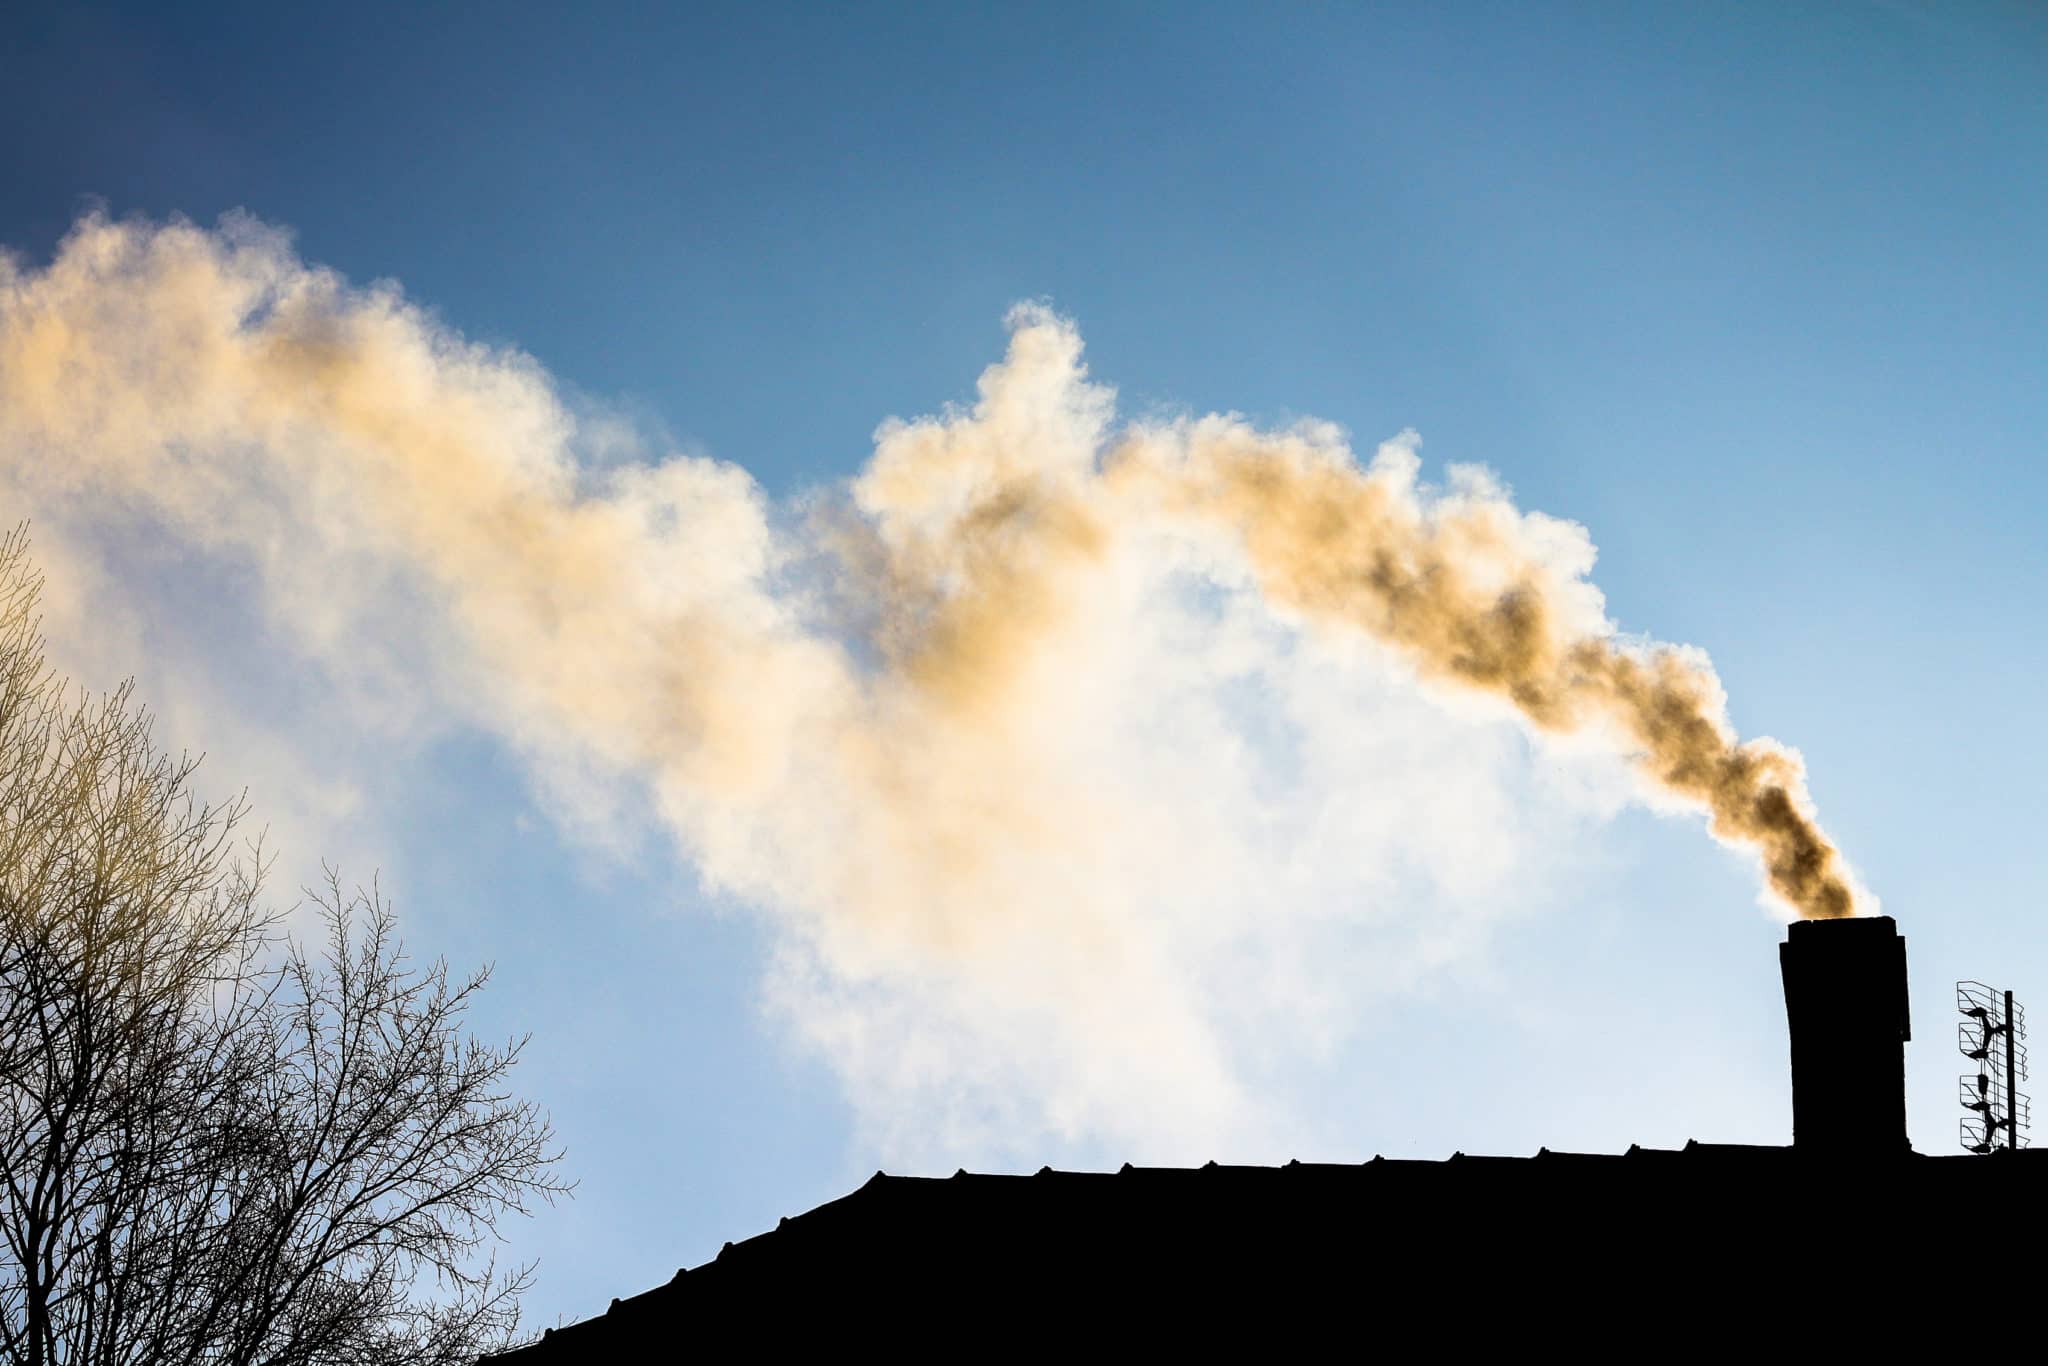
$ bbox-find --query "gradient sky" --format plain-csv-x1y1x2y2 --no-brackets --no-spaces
5,0,2048,1331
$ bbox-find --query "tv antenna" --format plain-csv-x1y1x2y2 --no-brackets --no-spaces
1958,981,2029,1153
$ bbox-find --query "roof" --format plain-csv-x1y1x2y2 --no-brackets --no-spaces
485,1141,2048,1355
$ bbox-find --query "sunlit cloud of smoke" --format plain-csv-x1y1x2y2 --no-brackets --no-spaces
0,213,1867,1161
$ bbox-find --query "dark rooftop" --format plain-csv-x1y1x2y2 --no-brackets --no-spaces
486,1140,2047,1356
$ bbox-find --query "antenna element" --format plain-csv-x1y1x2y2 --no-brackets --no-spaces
1957,981,2029,1153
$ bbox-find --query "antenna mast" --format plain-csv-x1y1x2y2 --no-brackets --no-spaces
1958,981,2029,1153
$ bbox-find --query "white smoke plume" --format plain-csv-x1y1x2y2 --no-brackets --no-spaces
0,213,1868,1159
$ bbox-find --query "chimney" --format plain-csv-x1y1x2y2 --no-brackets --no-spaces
1779,915,1911,1153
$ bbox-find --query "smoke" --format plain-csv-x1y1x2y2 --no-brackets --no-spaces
0,213,1867,1156
1116,425,1863,919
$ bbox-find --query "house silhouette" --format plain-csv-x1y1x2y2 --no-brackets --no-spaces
485,916,2046,1355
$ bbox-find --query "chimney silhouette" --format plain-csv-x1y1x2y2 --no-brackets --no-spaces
1780,915,1911,1153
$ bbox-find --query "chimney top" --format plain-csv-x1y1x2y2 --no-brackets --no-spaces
1780,914,1911,1153
1785,912,1898,940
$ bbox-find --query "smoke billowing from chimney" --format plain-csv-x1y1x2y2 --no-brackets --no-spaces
1123,429,1860,919
0,214,1872,1152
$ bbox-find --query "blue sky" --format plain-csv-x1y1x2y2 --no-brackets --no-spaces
5,0,2047,1330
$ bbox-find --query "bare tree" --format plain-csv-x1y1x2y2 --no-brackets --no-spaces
0,531,568,1365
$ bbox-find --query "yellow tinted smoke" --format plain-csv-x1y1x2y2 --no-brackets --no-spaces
1116,422,1858,917
0,207,1863,977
